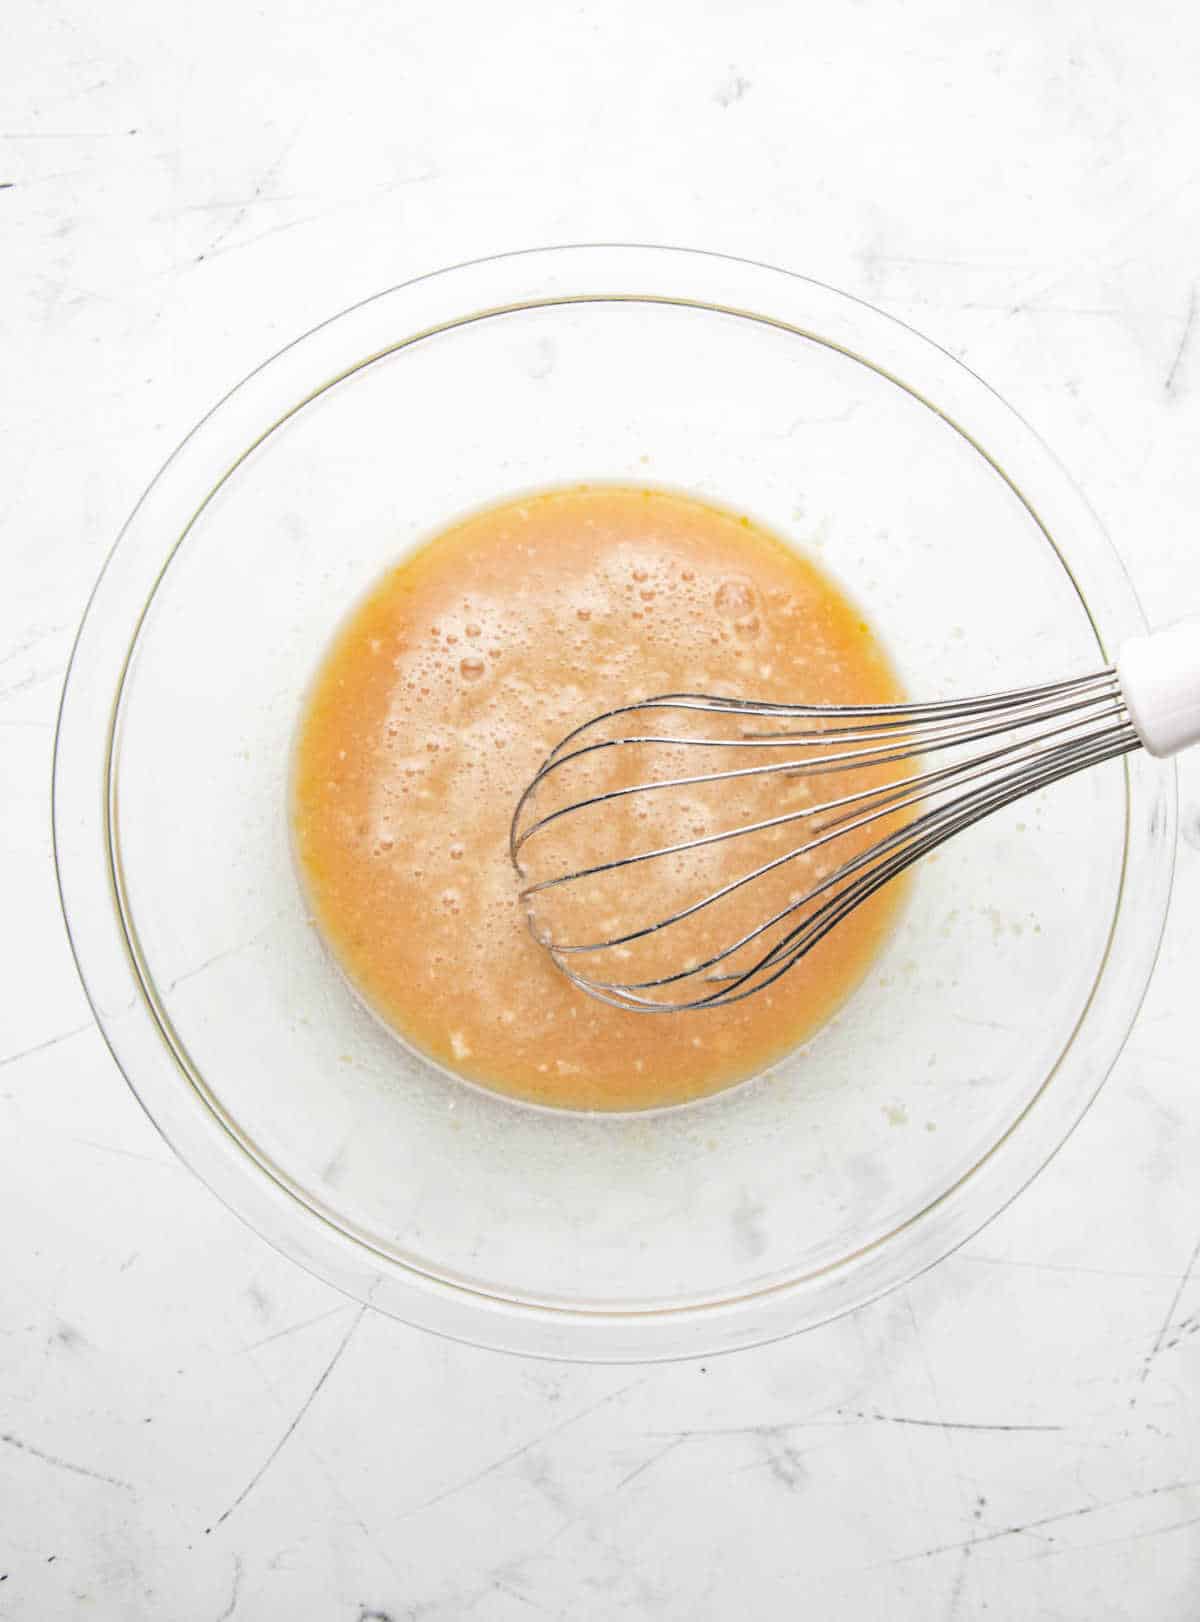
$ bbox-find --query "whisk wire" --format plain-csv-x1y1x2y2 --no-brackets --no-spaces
511,675,1125,865
556,721,1140,1013
547,704,1134,965
511,668,1140,1012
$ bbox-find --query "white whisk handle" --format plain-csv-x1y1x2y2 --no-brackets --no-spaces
1117,616,1200,757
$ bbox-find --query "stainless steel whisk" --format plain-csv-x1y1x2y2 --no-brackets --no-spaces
510,619,1200,1012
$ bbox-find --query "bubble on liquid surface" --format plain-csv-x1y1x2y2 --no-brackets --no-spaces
460,655,486,681
715,579,755,618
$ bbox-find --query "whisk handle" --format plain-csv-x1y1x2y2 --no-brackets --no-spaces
1117,617,1200,757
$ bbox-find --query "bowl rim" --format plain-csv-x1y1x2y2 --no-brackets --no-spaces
52,243,1178,1360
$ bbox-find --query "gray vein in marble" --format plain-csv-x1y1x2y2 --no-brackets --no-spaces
1048,1510,1200,1562
60,1134,175,1167
164,909,292,993
0,664,64,700
853,1410,1065,1434
906,1294,985,1614
713,71,750,107
212,1304,366,1529
0,128,140,139
192,208,338,267
240,1304,352,1354
487,1575,559,1616
869,1476,1200,1572
49,1320,88,1353
725,1427,808,1490
1138,1228,1200,1389
611,1435,685,1494
0,1429,133,1493
1165,284,1197,395
765,1431,809,1491
216,1555,242,1621
962,1252,1187,1281
0,1022,92,1070
245,1281,272,1320
164,193,301,216
517,1450,571,1516
401,1375,650,1519
645,1418,851,1439
196,134,296,261
946,1548,971,1618
164,941,263,993
0,621,71,668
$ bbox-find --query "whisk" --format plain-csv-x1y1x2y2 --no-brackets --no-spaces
510,619,1200,1012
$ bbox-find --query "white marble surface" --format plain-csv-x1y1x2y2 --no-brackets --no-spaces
5,1,1200,1616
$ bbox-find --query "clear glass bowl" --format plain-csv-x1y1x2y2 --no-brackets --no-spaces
53,246,1176,1360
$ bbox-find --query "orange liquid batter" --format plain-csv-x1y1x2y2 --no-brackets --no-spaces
291,486,904,1111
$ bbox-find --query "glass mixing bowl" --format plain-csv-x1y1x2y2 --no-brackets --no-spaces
54,246,1176,1360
